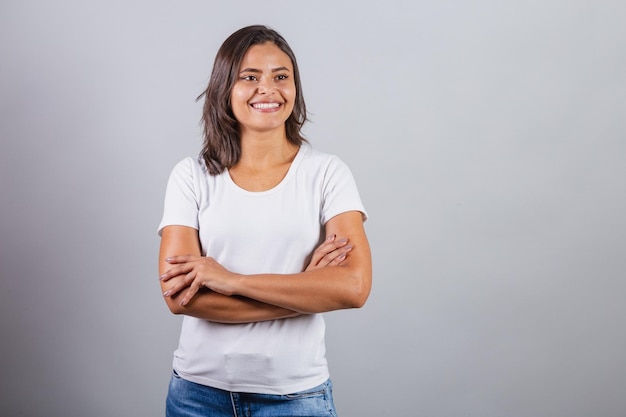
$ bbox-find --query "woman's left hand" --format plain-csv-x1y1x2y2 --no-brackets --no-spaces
160,256,239,306
305,234,353,271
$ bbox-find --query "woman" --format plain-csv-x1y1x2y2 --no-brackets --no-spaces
158,25,372,416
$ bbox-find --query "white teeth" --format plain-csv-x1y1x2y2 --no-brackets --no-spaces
252,102,280,109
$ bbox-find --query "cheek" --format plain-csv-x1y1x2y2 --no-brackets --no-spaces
230,88,249,116
230,87,245,104
282,85,297,107
285,84,296,99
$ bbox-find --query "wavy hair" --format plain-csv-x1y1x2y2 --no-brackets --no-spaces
197,25,308,175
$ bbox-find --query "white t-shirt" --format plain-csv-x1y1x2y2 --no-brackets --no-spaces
158,144,367,394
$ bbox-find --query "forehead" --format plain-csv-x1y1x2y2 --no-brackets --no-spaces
239,42,293,70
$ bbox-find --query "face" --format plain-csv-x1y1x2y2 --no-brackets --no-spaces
230,42,296,136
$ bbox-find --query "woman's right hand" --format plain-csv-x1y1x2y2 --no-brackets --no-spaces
305,234,353,271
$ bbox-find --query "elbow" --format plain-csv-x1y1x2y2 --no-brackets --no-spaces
353,295,368,309
349,285,370,309
164,297,185,315
346,270,372,309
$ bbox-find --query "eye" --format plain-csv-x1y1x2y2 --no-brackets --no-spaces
241,75,257,81
275,74,289,81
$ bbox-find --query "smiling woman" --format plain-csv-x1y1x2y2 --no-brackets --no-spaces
195,26,309,177
230,42,297,142
157,25,371,417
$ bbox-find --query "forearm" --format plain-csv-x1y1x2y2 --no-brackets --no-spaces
164,288,300,323
159,225,299,323
161,212,372,315
232,211,372,313
232,260,371,314
160,212,372,317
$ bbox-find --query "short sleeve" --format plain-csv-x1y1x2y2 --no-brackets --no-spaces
157,157,200,236
320,156,368,225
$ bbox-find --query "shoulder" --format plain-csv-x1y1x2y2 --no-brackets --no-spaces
163,157,218,199
171,156,206,173
301,144,337,162
168,156,210,181
299,144,351,173
300,145,367,222
297,144,361,193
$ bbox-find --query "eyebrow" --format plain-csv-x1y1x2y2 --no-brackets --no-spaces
239,66,291,74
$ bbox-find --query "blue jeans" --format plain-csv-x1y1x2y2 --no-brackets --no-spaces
166,370,338,417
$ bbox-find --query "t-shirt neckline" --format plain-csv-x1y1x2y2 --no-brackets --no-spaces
223,145,308,196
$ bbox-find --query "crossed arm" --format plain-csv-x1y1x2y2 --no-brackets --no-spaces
158,210,372,323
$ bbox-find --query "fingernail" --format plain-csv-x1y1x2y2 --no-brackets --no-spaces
345,244,353,250
337,238,348,244
163,290,170,297
165,257,173,262
326,234,336,241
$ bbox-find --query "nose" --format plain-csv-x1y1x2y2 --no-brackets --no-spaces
257,79,275,95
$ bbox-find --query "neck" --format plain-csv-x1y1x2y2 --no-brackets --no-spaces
237,127,299,170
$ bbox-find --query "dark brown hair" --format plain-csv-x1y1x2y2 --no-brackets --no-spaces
197,25,308,175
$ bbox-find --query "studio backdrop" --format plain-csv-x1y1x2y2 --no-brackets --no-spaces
1,1,625,416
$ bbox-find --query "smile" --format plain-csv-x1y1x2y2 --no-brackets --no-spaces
251,102,281,110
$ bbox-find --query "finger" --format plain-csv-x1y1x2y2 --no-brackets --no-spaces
180,281,203,306
320,236,350,251
160,269,179,282
163,270,196,297
311,236,348,264
328,245,353,266
317,237,349,255
307,251,325,269
160,264,194,281
162,282,183,297
309,245,352,269
319,244,352,266
329,253,347,265
163,279,187,297
310,235,336,260
305,236,352,271
166,256,190,264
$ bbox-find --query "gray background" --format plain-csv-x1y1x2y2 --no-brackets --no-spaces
1,1,625,416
